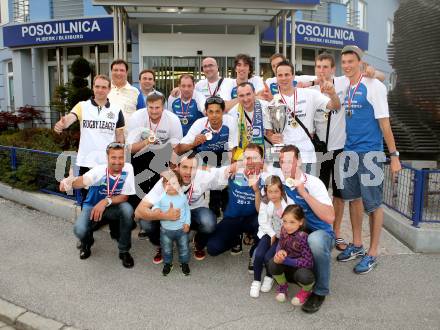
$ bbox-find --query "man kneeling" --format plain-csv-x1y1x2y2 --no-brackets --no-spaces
60,142,136,268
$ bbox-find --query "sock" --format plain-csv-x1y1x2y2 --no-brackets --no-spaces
273,273,287,285
300,282,315,292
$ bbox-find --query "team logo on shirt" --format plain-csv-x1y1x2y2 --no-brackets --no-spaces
107,112,115,119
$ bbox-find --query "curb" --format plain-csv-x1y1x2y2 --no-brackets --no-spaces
0,298,81,330
0,183,79,222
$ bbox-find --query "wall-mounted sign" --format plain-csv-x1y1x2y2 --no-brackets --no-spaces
3,17,113,48
262,20,369,50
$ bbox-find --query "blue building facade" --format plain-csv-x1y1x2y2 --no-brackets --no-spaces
0,0,399,124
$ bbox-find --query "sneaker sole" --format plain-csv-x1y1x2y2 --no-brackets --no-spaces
248,269,254,274
153,259,163,265
291,299,304,306
337,253,365,262
230,251,243,256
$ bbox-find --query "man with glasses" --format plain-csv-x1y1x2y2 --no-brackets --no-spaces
59,142,136,268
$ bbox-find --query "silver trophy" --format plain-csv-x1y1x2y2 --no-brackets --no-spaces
268,103,287,154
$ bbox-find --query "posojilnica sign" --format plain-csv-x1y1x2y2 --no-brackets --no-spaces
3,17,114,48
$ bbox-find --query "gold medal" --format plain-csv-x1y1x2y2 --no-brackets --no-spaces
286,178,295,188
148,134,156,143
347,108,353,117
324,113,329,120
290,120,298,128
181,117,189,125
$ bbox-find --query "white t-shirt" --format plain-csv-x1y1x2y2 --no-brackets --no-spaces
180,115,238,151
312,76,348,151
264,89,330,163
70,99,124,167
126,108,183,145
265,75,316,94
195,77,233,101
144,166,229,209
286,173,332,206
230,76,265,98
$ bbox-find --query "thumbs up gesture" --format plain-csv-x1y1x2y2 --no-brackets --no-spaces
54,116,67,134
165,202,181,221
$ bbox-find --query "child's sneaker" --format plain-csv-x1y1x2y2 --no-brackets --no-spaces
153,247,163,264
354,255,378,274
230,243,243,256
336,243,365,262
291,288,312,306
181,263,191,276
260,276,274,292
275,284,288,302
162,263,173,276
250,281,261,298
248,257,254,274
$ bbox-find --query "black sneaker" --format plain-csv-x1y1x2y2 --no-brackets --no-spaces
230,243,243,256
302,292,326,313
162,263,173,276
181,263,191,276
248,257,254,274
138,230,148,240
79,245,91,260
119,252,134,268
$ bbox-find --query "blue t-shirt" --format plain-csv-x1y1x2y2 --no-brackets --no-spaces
223,173,263,219
198,125,231,153
154,193,190,230
284,184,334,237
170,98,204,136
343,78,389,152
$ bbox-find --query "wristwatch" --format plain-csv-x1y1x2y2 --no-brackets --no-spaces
105,197,112,207
390,150,400,157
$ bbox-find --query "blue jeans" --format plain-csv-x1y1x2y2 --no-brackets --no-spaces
253,235,278,281
74,202,134,253
307,229,335,296
139,207,216,247
160,227,190,264
206,214,259,257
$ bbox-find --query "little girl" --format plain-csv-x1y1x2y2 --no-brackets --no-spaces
250,175,287,298
268,205,315,306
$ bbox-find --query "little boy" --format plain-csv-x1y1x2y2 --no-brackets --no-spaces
152,170,191,276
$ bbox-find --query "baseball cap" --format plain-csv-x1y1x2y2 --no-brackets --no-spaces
341,45,364,60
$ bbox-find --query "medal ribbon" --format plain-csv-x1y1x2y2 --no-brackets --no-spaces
184,184,194,205
346,74,363,114
205,120,222,134
106,168,121,198
208,80,222,97
180,96,192,119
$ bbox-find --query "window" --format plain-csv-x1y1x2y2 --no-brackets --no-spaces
0,0,9,25
358,0,367,30
13,0,28,22
387,19,394,44
341,0,353,26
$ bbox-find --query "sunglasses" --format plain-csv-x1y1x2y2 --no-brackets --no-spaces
106,142,125,151
205,96,225,105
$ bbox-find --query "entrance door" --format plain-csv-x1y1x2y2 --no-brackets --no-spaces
143,56,232,96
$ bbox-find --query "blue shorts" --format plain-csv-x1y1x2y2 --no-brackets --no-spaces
338,151,385,213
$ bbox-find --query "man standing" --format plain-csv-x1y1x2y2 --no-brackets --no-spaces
265,61,341,174
134,152,231,263
108,59,143,120
279,145,335,313
59,143,136,268
167,74,206,135
228,82,267,161
126,93,182,213
54,74,125,201
137,69,165,107
195,57,235,111
229,54,265,99
336,45,401,274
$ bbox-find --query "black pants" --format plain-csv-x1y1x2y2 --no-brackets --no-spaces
317,148,343,198
268,259,315,286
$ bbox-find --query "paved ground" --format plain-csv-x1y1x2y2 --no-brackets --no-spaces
1,197,439,330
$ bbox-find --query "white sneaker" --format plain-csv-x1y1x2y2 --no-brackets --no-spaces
250,281,261,298
260,276,274,292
